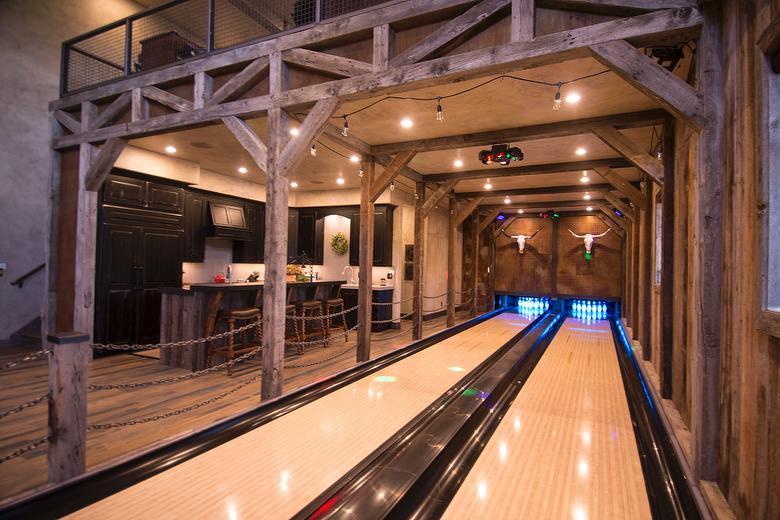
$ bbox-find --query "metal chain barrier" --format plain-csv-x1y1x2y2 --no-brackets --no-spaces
290,305,359,321
87,373,261,430
0,437,49,465
90,320,261,352
423,292,449,299
0,394,49,420
0,349,49,371
372,325,413,341
371,311,416,324
372,296,415,306
284,343,357,369
286,323,361,348
88,345,264,390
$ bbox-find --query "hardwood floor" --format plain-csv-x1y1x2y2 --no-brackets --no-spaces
0,312,472,504
442,318,652,520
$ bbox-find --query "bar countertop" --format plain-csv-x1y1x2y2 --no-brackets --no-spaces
161,279,347,294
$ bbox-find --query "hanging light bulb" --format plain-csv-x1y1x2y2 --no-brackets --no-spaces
358,168,364,178
341,115,349,137
436,96,444,122
389,181,395,192
310,143,317,157
553,82,562,111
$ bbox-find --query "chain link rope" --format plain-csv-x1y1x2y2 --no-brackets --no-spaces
0,437,49,464
289,304,359,321
0,350,49,371
0,394,49,420
90,320,261,352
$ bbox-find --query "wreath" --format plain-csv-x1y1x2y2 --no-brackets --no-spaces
330,232,349,256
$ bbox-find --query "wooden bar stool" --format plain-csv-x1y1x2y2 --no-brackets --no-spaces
206,307,261,376
298,286,327,351
285,304,302,354
324,288,349,343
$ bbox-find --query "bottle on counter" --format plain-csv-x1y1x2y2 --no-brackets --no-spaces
226,264,232,284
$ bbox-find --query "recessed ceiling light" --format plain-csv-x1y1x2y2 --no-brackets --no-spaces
484,179,492,190
575,147,587,156
580,176,590,183
453,159,464,168
400,118,413,128
164,145,177,154
504,196,511,204
336,177,345,185
583,193,591,200
290,181,298,188
566,93,581,104
238,166,248,174
350,155,360,163
586,206,593,211
517,209,524,214
289,127,300,136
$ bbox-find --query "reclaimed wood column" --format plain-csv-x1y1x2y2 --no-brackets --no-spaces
357,159,375,362
471,215,479,317
691,0,724,482
412,181,425,340
660,120,676,399
630,196,641,339
47,332,90,483
261,107,288,399
639,177,654,359
447,196,456,327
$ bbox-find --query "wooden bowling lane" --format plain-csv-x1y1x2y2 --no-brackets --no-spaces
66,312,532,519
442,318,652,520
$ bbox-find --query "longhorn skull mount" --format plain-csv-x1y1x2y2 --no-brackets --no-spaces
501,228,541,254
568,228,611,255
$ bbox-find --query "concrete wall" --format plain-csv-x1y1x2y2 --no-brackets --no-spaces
0,0,145,344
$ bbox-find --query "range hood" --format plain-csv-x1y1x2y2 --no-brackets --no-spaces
207,201,251,240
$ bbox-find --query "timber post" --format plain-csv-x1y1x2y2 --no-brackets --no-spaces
357,158,375,362
412,181,425,340
447,196,456,327
47,331,90,484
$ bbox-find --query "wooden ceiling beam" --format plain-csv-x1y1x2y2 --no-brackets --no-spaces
480,199,605,210
495,216,518,236
422,179,459,218
390,0,511,67
589,40,704,130
371,110,666,156
478,209,502,233
593,166,645,208
453,197,484,227
54,110,81,133
455,182,614,198
371,150,417,202
425,158,631,182
537,0,694,17
85,138,128,191
140,86,193,112
604,190,636,221
90,91,131,130
278,97,341,178
208,57,269,107
595,211,626,238
591,125,664,184
594,201,627,231
283,48,373,78
222,116,268,172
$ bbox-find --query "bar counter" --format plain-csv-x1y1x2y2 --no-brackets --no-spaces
159,280,346,370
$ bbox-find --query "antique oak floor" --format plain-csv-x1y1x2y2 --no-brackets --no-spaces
0,312,475,503
60,312,531,518
442,318,651,520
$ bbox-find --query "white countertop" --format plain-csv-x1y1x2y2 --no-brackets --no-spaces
341,284,394,291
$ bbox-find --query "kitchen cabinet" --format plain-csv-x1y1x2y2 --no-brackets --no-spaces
183,191,208,262
232,202,264,263
349,205,395,267
287,209,299,262
341,287,394,331
103,172,184,213
296,208,324,264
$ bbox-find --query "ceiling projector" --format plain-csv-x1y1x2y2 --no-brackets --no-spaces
478,144,523,165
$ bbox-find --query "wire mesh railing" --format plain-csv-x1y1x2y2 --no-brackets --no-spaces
61,0,393,96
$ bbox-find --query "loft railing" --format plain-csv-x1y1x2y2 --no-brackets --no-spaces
60,0,390,96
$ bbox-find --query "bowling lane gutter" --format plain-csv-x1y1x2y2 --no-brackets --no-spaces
295,310,565,520
0,309,510,520
608,319,703,520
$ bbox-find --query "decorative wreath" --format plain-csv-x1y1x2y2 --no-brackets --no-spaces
330,232,349,256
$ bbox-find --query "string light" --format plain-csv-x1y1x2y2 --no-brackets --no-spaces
553,82,562,110
341,115,349,137
436,96,444,121
358,168,364,178
310,144,317,157
390,181,395,191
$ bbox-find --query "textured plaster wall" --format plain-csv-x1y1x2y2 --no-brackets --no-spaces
0,0,145,343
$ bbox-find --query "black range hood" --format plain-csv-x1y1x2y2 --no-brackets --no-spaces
207,201,252,240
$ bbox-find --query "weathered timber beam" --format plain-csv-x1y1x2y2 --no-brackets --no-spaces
53,110,81,133
593,166,645,208
495,216,518,237
90,92,131,130
591,125,664,184
595,211,626,237
426,158,631,182
84,138,128,191
193,71,213,110
453,197,483,227
357,158,375,360
595,201,627,231
370,150,416,202
131,88,148,122
208,57,269,106
456,182,613,198
537,0,694,17
278,97,341,178
422,179,459,218
373,24,394,73
480,198,605,210
412,180,425,339
511,0,534,42
140,86,194,112
478,209,501,233
222,116,268,172
589,40,704,130
604,190,635,220
372,110,666,156
284,48,372,77
390,0,511,67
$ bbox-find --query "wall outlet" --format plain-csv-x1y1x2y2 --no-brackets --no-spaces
0,263,6,277
387,272,393,280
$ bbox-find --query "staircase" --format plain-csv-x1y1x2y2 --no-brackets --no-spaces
10,317,42,348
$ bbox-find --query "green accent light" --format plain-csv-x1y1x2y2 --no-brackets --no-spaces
585,252,592,261
462,388,480,397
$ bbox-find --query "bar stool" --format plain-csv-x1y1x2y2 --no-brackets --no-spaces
298,287,328,351
324,289,349,343
207,307,262,376
285,304,303,355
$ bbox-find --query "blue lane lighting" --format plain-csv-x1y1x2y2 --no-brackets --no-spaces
516,296,551,319
569,299,610,323
496,214,506,221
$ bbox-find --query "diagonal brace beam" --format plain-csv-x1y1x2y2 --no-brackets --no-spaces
370,150,416,202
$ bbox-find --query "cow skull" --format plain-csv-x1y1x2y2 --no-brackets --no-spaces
501,228,541,254
569,228,611,255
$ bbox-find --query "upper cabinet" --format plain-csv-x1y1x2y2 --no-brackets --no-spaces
103,173,184,214
347,205,395,267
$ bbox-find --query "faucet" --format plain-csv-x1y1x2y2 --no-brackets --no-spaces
342,266,355,284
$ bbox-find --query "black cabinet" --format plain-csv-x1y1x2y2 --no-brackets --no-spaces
341,288,394,331
349,205,395,267
296,209,324,264
287,209,299,262
103,173,184,213
183,192,208,262
232,202,264,263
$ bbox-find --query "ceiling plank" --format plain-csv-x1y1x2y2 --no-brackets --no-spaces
371,110,666,156
222,116,268,172
390,0,511,67
284,48,373,77
422,179,459,218
591,125,664,184
208,57,269,107
453,197,484,227
425,158,631,182
593,166,645,208
456,182,613,198
371,150,417,202
480,198,605,210
589,40,704,130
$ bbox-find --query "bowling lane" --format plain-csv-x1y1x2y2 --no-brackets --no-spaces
442,317,651,520
67,312,533,519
